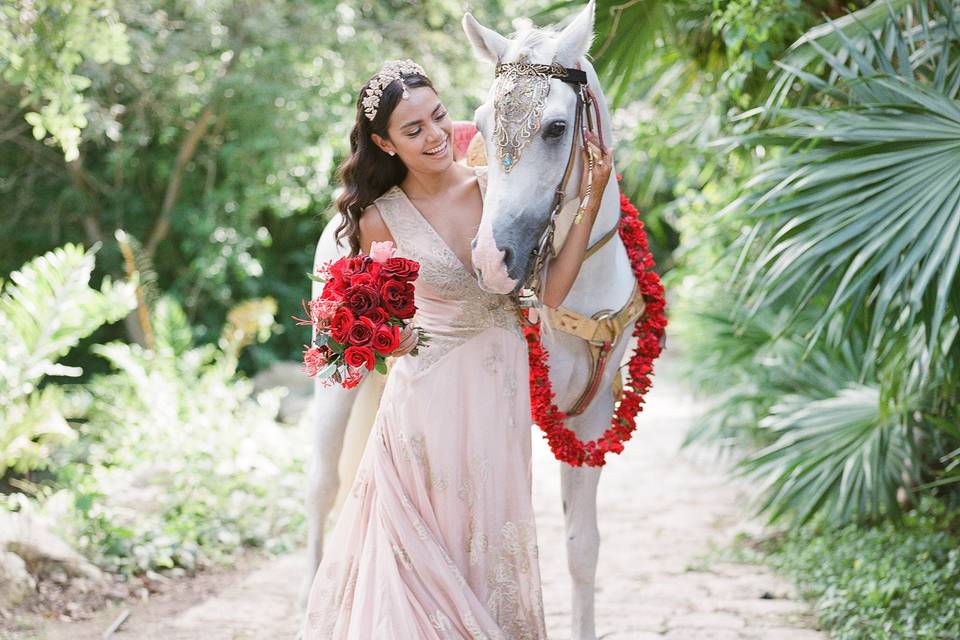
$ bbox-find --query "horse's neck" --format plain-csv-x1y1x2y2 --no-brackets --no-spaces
558,63,634,315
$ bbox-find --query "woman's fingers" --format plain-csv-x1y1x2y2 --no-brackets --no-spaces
394,325,418,356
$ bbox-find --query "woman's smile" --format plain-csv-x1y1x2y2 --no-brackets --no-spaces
423,137,449,158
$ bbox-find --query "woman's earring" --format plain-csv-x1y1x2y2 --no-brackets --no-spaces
388,151,395,156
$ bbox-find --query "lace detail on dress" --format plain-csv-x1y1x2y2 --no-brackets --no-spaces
373,169,522,373
485,520,546,640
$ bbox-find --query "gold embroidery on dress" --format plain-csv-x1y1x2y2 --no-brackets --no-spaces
429,609,455,635
393,543,413,571
483,519,546,640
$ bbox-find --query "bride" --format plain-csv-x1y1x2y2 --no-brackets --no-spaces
301,59,612,640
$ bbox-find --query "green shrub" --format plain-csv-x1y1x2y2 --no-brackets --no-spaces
0,243,135,475
753,499,960,640
41,296,307,575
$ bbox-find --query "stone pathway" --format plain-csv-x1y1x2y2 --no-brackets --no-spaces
16,352,828,639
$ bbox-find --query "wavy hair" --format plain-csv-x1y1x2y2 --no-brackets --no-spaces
334,71,435,256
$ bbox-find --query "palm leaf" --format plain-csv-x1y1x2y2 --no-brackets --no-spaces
732,1,960,367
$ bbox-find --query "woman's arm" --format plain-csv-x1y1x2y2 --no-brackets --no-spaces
540,132,614,309
357,204,394,256
358,204,419,357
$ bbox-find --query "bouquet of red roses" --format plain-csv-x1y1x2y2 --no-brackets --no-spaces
297,241,428,389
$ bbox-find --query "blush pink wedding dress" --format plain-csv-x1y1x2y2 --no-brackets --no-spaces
301,167,548,640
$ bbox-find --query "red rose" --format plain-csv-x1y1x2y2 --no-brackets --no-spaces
345,284,379,316
362,306,390,325
321,278,346,302
371,324,401,355
347,316,377,347
381,280,416,319
343,346,376,371
350,272,376,288
330,306,355,344
381,257,419,282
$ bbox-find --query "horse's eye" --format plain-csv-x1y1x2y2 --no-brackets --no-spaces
543,121,566,140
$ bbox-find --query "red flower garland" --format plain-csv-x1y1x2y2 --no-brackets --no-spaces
523,186,667,467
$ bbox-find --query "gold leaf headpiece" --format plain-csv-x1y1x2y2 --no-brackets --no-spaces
362,59,428,122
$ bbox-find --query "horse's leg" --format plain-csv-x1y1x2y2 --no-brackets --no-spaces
299,379,360,607
561,455,602,640
559,364,622,640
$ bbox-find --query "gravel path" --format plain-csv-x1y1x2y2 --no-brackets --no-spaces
16,352,828,639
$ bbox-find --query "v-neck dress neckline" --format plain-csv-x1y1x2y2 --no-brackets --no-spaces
392,168,484,280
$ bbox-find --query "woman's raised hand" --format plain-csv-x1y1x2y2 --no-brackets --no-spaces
579,130,613,210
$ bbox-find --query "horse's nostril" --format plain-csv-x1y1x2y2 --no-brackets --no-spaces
502,247,513,266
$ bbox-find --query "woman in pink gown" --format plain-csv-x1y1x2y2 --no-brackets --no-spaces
301,60,611,640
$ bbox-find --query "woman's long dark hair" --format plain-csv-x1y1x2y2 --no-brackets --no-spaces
334,71,435,256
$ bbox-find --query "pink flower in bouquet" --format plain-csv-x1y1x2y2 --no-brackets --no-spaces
309,298,338,323
369,240,396,264
341,367,364,389
302,345,329,377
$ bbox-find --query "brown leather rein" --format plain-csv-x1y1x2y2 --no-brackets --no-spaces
494,61,646,418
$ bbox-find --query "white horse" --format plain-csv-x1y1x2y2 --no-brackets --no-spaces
303,3,639,639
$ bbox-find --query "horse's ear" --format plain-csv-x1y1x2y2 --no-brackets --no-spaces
462,13,509,64
554,0,596,67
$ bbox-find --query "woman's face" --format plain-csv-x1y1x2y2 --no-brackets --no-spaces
375,86,453,172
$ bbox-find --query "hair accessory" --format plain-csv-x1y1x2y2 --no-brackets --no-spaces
362,59,428,121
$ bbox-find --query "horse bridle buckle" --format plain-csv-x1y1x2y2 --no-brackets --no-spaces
589,309,618,346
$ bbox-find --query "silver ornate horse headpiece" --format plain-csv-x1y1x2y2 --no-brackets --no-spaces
362,59,428,121
492,59,585,172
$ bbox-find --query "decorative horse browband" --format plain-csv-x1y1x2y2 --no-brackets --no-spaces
493,60,603,303
490,60,645,418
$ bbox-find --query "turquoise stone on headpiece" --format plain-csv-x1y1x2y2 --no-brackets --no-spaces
492,58,552,173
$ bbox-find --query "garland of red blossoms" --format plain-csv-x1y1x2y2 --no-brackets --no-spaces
523,185,667,467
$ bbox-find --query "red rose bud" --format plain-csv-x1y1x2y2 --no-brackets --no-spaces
343,345,376,371
347,316,377,347
372,324,401,355
330,306,355,344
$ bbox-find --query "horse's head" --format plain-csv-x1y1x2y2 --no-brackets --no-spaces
463,1,597,295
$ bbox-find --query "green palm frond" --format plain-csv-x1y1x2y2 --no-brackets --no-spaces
770,0,960,108
742,383,919,525
535,0,671,107
731,5,960,366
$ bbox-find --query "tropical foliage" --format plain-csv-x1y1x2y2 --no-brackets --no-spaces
0,244,135,475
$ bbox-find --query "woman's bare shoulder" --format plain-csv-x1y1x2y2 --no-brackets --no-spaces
358,203,394,254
